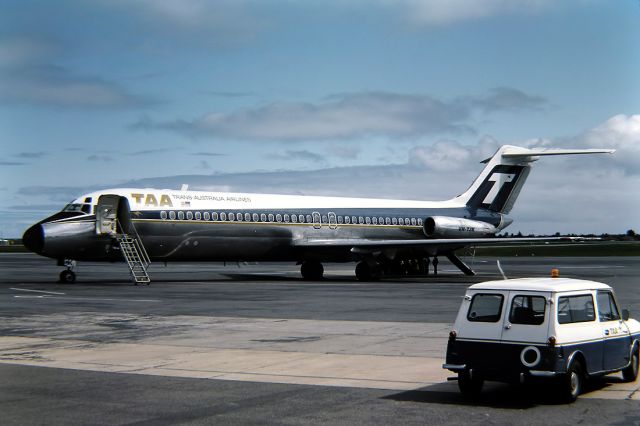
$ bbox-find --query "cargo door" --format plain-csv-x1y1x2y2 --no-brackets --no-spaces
500,292,550,345
458,291,507,342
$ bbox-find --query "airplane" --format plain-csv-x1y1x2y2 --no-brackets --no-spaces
22,145,614,284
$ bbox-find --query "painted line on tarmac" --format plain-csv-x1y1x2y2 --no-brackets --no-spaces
11,287,65,295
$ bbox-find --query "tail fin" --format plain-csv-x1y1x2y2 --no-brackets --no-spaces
453,145,615,214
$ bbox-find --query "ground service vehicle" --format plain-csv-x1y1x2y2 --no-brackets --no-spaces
443,276,640,402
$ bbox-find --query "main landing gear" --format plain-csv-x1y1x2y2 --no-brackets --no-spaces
58,259,77,283
300,260,324,280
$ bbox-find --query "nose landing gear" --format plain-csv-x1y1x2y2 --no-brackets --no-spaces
58,259,77,283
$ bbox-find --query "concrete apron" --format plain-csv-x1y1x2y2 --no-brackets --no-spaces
0,313,638,400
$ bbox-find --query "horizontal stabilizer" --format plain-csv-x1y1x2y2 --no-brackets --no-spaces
481,146,615,163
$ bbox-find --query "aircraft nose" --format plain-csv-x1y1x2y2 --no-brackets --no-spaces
22,224,44,254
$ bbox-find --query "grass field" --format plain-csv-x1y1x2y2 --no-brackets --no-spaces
469,241,640,257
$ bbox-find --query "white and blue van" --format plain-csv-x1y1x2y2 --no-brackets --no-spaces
443,277,640,402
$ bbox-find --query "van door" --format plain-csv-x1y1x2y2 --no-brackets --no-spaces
501,292,550,345
597,290,631,371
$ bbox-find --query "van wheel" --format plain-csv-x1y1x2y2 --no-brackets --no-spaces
559,360,583,403
458,370,483,397
622,347,639,382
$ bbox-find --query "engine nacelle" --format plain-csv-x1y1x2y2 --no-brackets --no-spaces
423,216,498,238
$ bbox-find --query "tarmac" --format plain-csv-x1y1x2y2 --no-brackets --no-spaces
1,253,639,424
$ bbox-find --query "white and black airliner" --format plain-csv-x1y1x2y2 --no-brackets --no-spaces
22,145,613,283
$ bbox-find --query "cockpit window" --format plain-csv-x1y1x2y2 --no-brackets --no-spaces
63,203,83,212
63,203,91,214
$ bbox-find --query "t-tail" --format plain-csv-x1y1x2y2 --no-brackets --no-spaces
452,145,615,214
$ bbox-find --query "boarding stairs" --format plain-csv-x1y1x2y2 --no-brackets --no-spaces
115,221,151,285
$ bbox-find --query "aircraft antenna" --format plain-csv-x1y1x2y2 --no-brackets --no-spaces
496,260,508,280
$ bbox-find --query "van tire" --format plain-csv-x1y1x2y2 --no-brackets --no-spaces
458,370,483,397
622,346,639,382
559,360,583,403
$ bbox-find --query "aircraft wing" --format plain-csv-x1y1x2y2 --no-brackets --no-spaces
293,236,573,249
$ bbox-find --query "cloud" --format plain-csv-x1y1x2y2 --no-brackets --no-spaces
269,150,328,165
397,0,553,26
0,161,26,166
191,152,226,157
559,114,640,176
0,64,160,109
467,87,549,113
130,88,548,142
15,152,48,159
0,36,160,109
87,155,115,162
106,0,270,46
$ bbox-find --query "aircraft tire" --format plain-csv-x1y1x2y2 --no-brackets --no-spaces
301,261,323,280
355,261,381,282
59,270,76,284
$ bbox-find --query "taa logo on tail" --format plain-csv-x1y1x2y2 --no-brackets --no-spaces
482,173,516,205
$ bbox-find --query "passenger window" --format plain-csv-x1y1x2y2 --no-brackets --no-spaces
509,295,546,325
186,211,193,220
252,213,258,222
268,214,275,222
299,215,304,223
337,216,343,224
291,214,297,223
411,218,416,226
276,214,282,222
213,212,219,221
372,217,377,225
245,213,251,222
161,211,167,220
597,291,621,322
203,212,210,221
399,218,404,225
345,216,350,224
229,213,235,221
358,216,364,224
195,211,201,220
220,212,227,221
365,217,371,224
322,215,328,223
557,294,595,324
467,293,504,322
236,213,242,221
306,215,312,223
261,213,267,222
178,211,185,220
169,211,176,220
392,217,398,225
352,216,357,224
284,214,290,223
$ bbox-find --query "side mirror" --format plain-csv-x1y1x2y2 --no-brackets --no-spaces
622,309,630,321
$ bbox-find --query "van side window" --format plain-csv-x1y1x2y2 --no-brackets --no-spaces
467,294,504,322
596,291,620,322
557,294,595,324
509,295,546,325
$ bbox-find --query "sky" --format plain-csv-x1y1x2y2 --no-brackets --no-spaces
1,0,639,237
